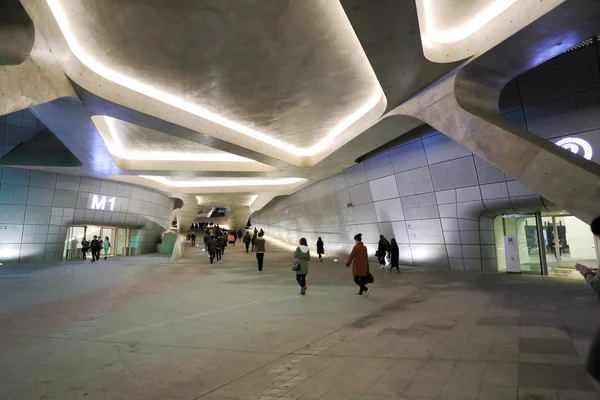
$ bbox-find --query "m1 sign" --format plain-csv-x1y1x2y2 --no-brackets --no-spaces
88,194,116,211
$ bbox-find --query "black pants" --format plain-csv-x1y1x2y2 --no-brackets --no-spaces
82,248,88,259
390,262,400,271
91,248,100,261
377,254,386,265
587,328,600,383
216,249,221,261
209,251,215,264
318,253,322,260
245,242,250,252
256,252,264,271
222,246,225,255
354,276,368,294
296,274,306,288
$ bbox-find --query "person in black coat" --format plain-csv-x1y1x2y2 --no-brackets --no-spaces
389,238,400,273
316,237,324,262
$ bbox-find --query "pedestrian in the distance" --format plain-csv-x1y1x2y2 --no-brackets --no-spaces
294,238,310,295
346,233,370,297
243,232,251,253
203,231,210,253
316,237,324,262
377,235,387,269
207,236,217,264
90,235,100,262
251,233,257,252
255,231,266,271
191,231,196,246
81,237,89,260
389,238,400,273
238,229,243,241
228,232,235,247
103,236,111,260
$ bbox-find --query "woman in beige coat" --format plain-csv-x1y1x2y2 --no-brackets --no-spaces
346,233,370,297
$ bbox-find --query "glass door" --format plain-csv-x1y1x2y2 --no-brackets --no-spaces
502,214,543,274
115,228,128,256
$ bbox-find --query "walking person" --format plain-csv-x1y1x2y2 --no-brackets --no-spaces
251,233,257,252
576,217,600,384
207,236,217,264
90,235,101,262
294,238,310,295
255,231,266,271
238,229,243,241
228,232,235,247
243,231,251,253
377,235,387,269
216,236,224,262
203,231,210,253
190,231,196,246
316,237,324,262
346,233,370,297
103,236,111,260
389,238,400,273
81,237,89,260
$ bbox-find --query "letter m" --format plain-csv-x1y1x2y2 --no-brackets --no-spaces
91,195,106,210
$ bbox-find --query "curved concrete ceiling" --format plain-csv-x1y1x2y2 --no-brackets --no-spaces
44,0,386,162
415,0,565,62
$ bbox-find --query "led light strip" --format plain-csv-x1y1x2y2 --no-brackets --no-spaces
103,117,251,162
141,176,307,188
422,0,518,44
46,0,383,157
247,195,258,207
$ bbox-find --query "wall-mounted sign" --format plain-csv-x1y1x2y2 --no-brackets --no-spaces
555,137,593,160
88,194,116,211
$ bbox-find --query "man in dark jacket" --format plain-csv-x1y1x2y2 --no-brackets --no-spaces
243,232,251,253
203,232,210,253
207,236,218,264
90,235,101,262
219,235,227,256
237,229,243,240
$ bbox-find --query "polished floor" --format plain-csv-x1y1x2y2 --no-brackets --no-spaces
1,241,600,400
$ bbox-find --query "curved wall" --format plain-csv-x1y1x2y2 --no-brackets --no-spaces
252,126,547,270
0,167,174,262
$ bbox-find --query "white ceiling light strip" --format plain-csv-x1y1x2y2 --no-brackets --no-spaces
103,117,251,162
422,0,518,44
46,0,383,157
141,176,307,188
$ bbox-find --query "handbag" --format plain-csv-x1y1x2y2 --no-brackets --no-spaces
367,272,374,283
292,261,301,272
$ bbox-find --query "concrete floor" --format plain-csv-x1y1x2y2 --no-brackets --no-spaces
1,243,600,400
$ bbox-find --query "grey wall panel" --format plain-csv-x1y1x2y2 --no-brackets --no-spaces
352,203,377,224
525,89,600,139
423,133,472,165
374,198,404,222
406,219,444,244
430,157,478,191
419,206,440,219
414,179,434,194
441,218,459,231
343,163,368,187
436,190,456,205
366,163,394,181
518,45,600,107
449,257,464,270
348,182,373,205
369,175,399,201
456,186,481,203
481,183,509,200
389,140,428,173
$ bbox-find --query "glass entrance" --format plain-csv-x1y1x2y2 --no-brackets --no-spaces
501,214,543,274
62,225,126,260
542,213,598,277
